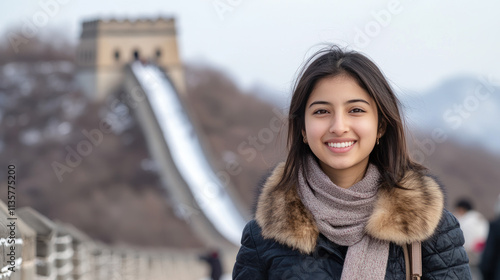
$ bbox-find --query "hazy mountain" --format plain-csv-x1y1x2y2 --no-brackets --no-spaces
400,75,500,154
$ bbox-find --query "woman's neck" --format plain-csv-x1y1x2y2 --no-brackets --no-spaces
319,160,370,189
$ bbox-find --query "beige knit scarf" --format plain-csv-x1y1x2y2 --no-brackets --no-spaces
297,156,390,280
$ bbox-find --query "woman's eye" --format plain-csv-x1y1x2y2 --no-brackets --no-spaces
313,109,328,115
349,108,365,113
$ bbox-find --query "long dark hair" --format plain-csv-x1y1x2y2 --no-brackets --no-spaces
278,45,423,191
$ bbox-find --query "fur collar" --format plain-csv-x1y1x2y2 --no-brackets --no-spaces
255,163,444,254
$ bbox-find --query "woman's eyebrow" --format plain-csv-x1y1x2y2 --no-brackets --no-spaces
345,99,370,105
308,99,370,108
308,101,331,108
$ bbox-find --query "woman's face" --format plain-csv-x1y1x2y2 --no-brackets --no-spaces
303,75,381,184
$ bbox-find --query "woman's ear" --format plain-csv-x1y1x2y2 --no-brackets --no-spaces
378,120,387,139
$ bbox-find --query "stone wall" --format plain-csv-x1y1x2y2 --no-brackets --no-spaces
0,200,235,280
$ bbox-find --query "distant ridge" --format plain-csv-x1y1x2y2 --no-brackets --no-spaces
400,75,500,154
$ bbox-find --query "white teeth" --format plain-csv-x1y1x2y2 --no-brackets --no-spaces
328,141,354,148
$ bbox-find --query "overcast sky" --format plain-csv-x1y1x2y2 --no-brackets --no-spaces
1,0,499,95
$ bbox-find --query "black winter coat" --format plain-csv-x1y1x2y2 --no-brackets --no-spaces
233,163,471,279
480,217,500,280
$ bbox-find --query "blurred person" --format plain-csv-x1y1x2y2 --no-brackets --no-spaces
232,46,471,279
454,198,489,277
480,195,500,280
199,249,222,280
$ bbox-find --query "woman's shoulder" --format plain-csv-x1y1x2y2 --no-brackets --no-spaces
241,219,286,248
435,209,462,233
254,162,320,254
420,209,471,277
422,208,465,253
240,219,305,257
241,219,263,243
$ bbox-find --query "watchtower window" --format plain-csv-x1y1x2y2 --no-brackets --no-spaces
114,50,120,61
156,49,162,58
133,50,140,60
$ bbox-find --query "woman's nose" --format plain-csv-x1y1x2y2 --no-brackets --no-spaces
329,114,349,135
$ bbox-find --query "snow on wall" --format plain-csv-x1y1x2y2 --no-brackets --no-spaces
131,62,246,245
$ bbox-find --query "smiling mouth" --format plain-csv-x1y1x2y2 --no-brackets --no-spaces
327,141,356,148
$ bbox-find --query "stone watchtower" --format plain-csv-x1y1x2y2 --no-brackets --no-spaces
76,17,185,101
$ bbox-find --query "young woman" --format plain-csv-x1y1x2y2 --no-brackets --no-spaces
232,46,471,279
